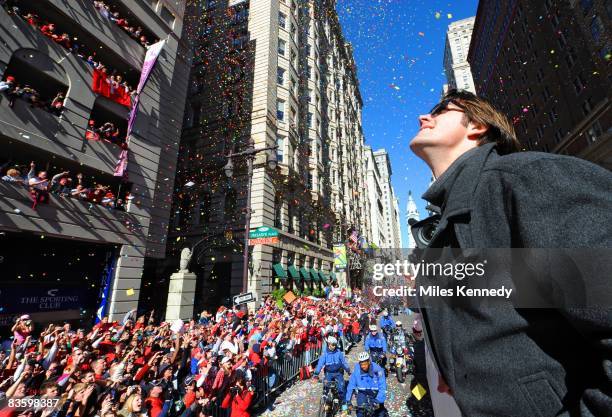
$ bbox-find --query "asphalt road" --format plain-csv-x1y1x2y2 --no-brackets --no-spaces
257,312,434,417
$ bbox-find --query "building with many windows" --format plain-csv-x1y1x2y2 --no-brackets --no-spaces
0,0,190,327
468,0,611,169
443,17,476,93
373,149,402,257
155,0,370,312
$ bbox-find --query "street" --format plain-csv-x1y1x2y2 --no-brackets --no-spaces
257,313,433,417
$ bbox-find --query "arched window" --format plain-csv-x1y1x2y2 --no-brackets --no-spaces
224,188,237,220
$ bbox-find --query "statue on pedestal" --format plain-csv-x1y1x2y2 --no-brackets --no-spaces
179,247,192,273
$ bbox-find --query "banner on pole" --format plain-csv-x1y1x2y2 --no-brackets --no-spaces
333,244,347,272
115,39,166,177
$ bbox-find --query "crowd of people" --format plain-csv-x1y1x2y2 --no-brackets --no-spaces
0,76,65,116
1,161,126,210
0,292,375,417
92,1,157,48
2,1,137,108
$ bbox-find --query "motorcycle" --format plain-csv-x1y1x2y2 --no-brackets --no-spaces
392,345,413,383
318,379,342,417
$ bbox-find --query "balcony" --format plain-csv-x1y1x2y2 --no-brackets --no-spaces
0,182,145,246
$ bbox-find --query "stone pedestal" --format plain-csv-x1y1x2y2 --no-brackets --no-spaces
165,272,197,321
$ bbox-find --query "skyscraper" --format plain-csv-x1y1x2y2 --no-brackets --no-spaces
373,149,403,257
406,191,420,249
443,17,477,93
468,0,611,169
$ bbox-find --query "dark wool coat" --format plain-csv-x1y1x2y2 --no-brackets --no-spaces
417,143,612,417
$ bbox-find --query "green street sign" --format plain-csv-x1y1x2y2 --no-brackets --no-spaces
249,226,279,239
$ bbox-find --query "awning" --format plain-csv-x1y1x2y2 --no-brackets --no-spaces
310,269,320,282
320,271,329,283
273,263,287,280
288,265,300,279
300,267,311,281
330,272,337,282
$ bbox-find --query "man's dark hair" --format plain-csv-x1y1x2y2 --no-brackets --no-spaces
440,89,521,155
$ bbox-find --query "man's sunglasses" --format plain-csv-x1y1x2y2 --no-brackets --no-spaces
429,99,466,117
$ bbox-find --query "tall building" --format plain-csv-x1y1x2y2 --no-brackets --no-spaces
0,0,190,326
469,0,612,169
373,149,402,257
364,146,387,250
160,0,370,311
406,191,420,249
443,17,476,93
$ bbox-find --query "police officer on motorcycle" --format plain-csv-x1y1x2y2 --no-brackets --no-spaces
365,325,388,370
379,311,395,340
344,351,388,417
314,336,351,401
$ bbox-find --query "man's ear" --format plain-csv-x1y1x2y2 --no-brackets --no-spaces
467,121,488,141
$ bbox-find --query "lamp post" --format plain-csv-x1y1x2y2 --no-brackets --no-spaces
223,138,278,295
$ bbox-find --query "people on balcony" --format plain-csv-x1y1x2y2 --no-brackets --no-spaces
1,75,66,114
93,1,158,47
1,161,126,210
86,120,126,145
2,1,136,108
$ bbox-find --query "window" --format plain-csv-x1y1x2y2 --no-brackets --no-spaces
590,16,604,42
308,88,313,102
278,39,286,56
573,76,585,94
565,50,576,68
307,112,313,128
582,98,593,116
277,136,285,163
205,0,217,9
536,69,545,83
306,45,311,56
198,192,212,224
307,65,312,78
554,129,564,144
277,99,285,121
542,86,551,101
586,121,603,143
580,0,594,14
274,195,283,230
160,6,175,27
279,12,286,29
277,67,285,85
224,188,237,220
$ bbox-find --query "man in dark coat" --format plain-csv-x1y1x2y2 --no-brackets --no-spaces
409,89,612,417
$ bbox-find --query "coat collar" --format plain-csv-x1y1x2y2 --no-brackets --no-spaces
422,143,498,216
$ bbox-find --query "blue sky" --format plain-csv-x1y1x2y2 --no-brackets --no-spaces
337,0,479,246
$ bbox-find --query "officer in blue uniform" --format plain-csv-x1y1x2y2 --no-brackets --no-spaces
314,336,350,400
344,351,388,417
379,310,395,339
365,325,387,369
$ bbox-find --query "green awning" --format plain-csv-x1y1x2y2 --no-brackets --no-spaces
300,267,311,281
310,269,320,282
330,272,337,282
320,271,329,283
273,263,287,279
288,265,300,279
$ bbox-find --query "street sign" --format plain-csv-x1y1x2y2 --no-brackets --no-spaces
249,226,279,239
233,292,255,306
248,236,279,245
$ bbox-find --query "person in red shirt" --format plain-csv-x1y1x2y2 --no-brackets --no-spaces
144,382,164,417
40,23,56,38
221,375,254,417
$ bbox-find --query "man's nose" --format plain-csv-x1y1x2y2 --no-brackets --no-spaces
418,114,430,127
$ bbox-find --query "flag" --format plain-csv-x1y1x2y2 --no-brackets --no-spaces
96,254,116,323
349,230,359,244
